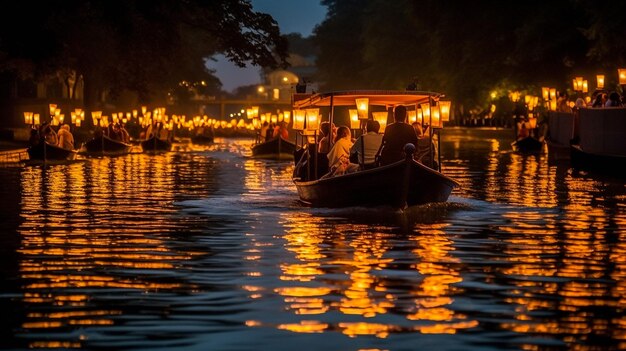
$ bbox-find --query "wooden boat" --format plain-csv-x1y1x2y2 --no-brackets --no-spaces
27,142,77,161
291,90,459,208
570,107,626,173
191,134,214,144
251,136,296,160
83,135,133,156
141,136,172,152
295,145,459,208
511,136,545,153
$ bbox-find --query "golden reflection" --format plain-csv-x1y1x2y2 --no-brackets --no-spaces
17,153,209,342
278,320,329,333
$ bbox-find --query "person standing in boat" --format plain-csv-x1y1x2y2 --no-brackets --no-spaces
57,124,74,150
259,121,269,142
350,119,382,169
377,105,419,165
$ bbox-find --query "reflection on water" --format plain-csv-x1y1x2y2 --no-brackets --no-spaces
0,132,625,350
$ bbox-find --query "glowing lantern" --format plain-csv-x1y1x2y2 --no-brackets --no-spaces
572,79,578,91
355,98,369,119
420,103,431,124
246,108,254,119
575,76,584,91
541,87,550,100
407,110,417,124
417,108,423,124
23,111,33,125
348,109,360,129
582,80,588,93
48,104,57,116
33,114,40,125
305,108,319,131
372,112,388,132
283,111,291,123
619,68,626,85
596,75,605,89
292,110,306,130
271,115,278,124
528,117,537,129
439,100,451,122
430,105,442,128
549,99,557,111
549,88,557,100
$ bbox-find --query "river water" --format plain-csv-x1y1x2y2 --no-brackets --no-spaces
0,128,624,351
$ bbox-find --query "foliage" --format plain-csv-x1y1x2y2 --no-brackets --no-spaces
313,0,624,117
0,0,288,107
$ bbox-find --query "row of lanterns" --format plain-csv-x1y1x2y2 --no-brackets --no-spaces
290,98,451,133
23,104,86,127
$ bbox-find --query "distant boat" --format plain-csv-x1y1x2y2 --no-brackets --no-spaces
83,135,133,156
141,136,172,152
251,137,296,160
27,142,77,161
511,136,545,154
191,134,214,144
291,90,459,208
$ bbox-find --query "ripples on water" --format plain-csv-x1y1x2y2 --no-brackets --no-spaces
0,132,624,351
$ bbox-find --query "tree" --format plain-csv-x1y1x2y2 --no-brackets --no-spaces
0,0,288,111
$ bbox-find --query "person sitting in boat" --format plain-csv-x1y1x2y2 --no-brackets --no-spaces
272,121,289,139
265,123,275,142
317,121,336,153
556,91,572,113
119,124,131,143
57,124,74,150
323,126,359,178
605,91,623,107
377,105,419,166
516,117,530,139
416,125,438,169
350,119,383,169
40,122,58,145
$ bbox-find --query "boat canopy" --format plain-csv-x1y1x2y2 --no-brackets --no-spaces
292,90,442,108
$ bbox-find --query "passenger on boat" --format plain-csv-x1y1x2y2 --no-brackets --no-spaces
592,93,607,107
350,120,383,169
416,126,438,169
57,124,74,150
377,105,419,166
516,118,530,139
265,123,275,142
260,122,269,141
40,122,58,145
324,126,359,177
119,124,131,143
317,121,336,153
412,122,423,137
272,121,289,139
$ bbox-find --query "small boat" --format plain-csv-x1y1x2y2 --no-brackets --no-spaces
141,136,172,152
511,136,545,153
291,90,459,208
295,145,459,208
251,137,296,160
27,142,77,161
83,135,133,156
191,134,214,144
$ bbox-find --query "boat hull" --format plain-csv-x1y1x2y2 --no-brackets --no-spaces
27,142,77,161
512,136,545,154
571,145,626,173
294,158,459,208
191,135,214,144
83,136,133,156
251,137,296,160
141,136,172,152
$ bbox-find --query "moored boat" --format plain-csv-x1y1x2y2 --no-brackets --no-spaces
570,107,626,173
141,136,172,152
251,137,296,160
511,136,545,154
82,135,133,156
27,142,77,161
291,90,459,208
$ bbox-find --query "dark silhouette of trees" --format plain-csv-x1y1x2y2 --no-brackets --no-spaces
313,0,625,119
0,0,288,109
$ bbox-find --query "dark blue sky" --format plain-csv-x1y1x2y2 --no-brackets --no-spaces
208,0,327,92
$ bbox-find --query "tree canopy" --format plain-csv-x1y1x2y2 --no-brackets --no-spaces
0,0,288,107
314,0,625,117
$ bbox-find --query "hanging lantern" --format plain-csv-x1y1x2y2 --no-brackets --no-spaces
283,111,291,123
619,68,626,85
582,80,588,93
575,76,584,91
420,103,431,124
349,109,360,129
246,108,254,119
33,114,40,126
305,108,319,131
572,79,578,91
407,110,417,124
431,105,442,128
355,98,369,119
439,100,451,122
23,111,33,125
549,88,557,100
528,117,537,129
372,112,388,132
417,108,423,124
541,87,550,100
48,104,57,116
293,109,306,130
596,75,605,89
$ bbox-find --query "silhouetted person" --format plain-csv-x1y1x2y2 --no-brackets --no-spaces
377,106,419,165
